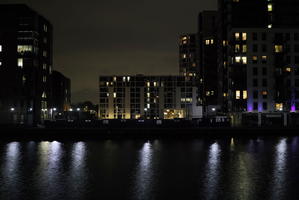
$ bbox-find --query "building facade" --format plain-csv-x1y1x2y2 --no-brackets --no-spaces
51,70,71,114
0,4,59,125
216,0,299,115
99,75,202,120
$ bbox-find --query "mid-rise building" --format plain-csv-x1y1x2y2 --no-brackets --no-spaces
0,4,61,125
51,70,71,114
179,34,198,78
99,75,202,119
217,0,299,115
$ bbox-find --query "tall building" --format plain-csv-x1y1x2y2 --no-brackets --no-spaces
51,70,71,113
217,0,299,115
99,75,202,120
197,11,219,115
179,34,198,77
0,4,53,125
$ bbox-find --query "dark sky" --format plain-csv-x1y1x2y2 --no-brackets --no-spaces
3,0,217,103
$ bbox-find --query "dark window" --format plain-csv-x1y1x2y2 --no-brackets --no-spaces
252,33,258,40
295,68,299,75
295,44,299,53
253,90,258,99
296,79,299,87
253,79,258,87
262,44,267,52
295,33,299,41
262,33,267,40
287,79,291,87
275,33,283,41
262,79,268,87
286,56,291,64
263,102,268,110
253,44,258,52
253,67,258,75
262,68,267,75
253,102,258,110
286,33,291,41
295,56,299,64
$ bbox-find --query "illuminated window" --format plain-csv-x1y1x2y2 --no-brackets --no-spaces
0,61,2,66
22,76,26,84
235,56,241,63
252,56,258,63
182,36,188,44
235,33,240,40
242,45,247,53
113,92,116,98
286,67,292,72
17,45,32,53
147,82,150,87
42,92,47,98
236,90,241,99
154,82,157,87
268,24,272,29
243,91,248,99
192,63,196,67
0,45,2,52
123,77,126,82
223,40,228,46
235,44,240,52
275,103,283,111
205,40,210,45
182,54,187,59
274,45,283,53
242,57,247,64
49,66,52,74
44,24,48,32
127,76,130,82
113,77,117,82
268,4,273,12
223,93,227,97
17,58,23,68
210,39,214,44
147,93,150,98
242,33,247,41
262,56,267,63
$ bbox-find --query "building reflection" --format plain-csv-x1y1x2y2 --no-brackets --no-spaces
204,142,221,200
1,142,21,198
134,142,154,200
271,138,287,200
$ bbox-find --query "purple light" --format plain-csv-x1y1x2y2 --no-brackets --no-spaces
291,105,296,112
247,104,253,112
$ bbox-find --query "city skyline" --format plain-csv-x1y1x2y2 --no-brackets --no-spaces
1,0,217,103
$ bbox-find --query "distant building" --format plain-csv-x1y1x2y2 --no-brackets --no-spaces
0,4,53,125
51,70,71,114
99,75,202,120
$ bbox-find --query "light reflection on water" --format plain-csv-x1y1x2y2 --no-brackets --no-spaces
272,138,288,200
0,138,298,200
204,142,221,200
133,142,154,200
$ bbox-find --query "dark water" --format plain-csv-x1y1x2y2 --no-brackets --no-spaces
1,137,299,200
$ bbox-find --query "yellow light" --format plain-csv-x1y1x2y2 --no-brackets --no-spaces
243,90,247,99
236,90,241,99
268,4,273,12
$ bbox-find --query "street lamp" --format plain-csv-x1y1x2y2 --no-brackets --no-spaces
10,108,15,112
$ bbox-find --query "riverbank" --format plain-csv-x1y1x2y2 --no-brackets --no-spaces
1,127,299,140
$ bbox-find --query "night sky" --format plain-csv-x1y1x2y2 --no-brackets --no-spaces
2,0,216,103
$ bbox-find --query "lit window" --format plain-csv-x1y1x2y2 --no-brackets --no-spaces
252,56,258,62
17,45,32,53
235,56,241,63
22,76,26,84
42,92,47,98
235,44,240,52
113,92,116,98
210,39,214,44
242,45,247,53
182,36,188,44
236,90,241,99
123,77,126,82
275,103,283,111
192,63,196,67
262,91,268,96
49,66,52,74
268,4,273,12
44,24,48,32
154,82,157,87
268,24,272,29
147,104,150,109
243,91,248,99
17,58,23,68
242,57,247,64
0,45,2,52
127,76,130,82
147,93,150,98
182,54,187,59
205,40,210,45
0,61,2,66
286,67,292,72
262,56,267,62
242,33,247,41
223,93,227,97
235,33,240,40
274,45,283,53
113,77,117,82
